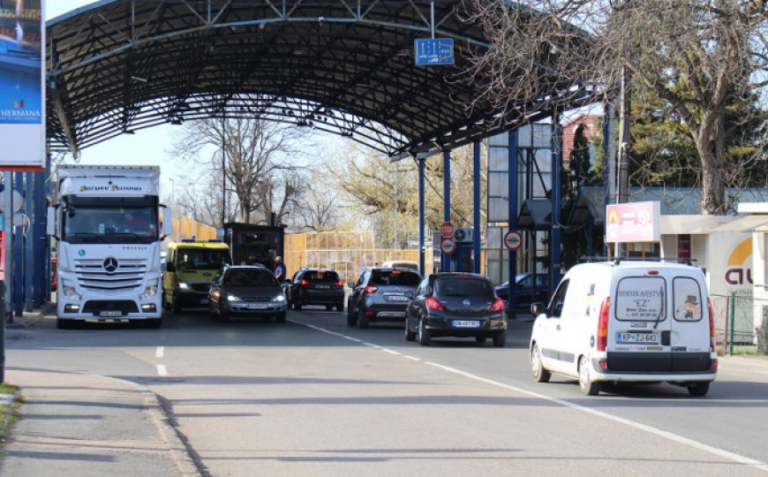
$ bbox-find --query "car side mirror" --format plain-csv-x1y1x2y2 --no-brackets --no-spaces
348,282,355,289
531,302,545,315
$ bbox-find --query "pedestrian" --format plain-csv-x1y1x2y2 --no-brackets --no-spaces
274,256,287,284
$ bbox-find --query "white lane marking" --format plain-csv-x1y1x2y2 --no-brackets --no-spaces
299,320,768,472
156,346,164,359
156,364,168,376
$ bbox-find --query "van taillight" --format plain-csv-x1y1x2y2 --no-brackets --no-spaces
708,298,715,352
597,297,610,351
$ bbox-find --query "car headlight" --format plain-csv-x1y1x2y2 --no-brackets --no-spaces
178,281,190,290
226,294,243,302
141,285,158,299
274,295,285,303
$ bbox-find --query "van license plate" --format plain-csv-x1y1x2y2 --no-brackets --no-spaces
453,320,480,328
617,332,659,344
99,310,123,317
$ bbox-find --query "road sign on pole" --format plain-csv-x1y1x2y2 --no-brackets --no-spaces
440,238,457,255
440,221,455,239
504,230,523,251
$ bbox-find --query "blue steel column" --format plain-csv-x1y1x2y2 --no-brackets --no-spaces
473,141,481,274
33,168,45,306
44,154,52,303
418,156,425,276
550,116,562,287
24,172,33,312
507,130,518,314
3,172,12,318
13,172,23,317
442,150,451,272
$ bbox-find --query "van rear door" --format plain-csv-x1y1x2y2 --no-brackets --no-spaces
608,270,673,372
668,270,712,371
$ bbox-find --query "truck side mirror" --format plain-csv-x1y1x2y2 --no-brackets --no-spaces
161,205,173,238
46,206,58,238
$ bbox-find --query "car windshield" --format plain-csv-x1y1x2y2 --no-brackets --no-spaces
178,249,232,270
435,277,494,298
371,270,421,286
225,269,278,287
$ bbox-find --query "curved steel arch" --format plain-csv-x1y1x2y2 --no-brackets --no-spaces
46,0,589,157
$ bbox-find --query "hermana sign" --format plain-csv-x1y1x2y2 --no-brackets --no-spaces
0,0,45,171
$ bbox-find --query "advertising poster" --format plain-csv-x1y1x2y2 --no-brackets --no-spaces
0,0,44,171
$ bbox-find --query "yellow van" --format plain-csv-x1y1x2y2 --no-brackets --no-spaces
163,240,232,312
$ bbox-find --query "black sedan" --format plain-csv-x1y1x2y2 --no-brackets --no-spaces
209,265,288,322
405,273,507,347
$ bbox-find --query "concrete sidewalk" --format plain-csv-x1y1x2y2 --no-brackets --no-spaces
0,305,200,477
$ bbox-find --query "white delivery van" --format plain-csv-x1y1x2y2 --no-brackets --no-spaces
529,259,717,396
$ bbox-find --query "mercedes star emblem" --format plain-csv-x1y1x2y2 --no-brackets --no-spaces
463,299,471,306
103,257,119,273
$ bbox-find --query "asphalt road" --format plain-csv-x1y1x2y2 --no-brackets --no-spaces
7,307,768,476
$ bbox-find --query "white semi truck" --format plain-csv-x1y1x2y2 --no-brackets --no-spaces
47,165,172,329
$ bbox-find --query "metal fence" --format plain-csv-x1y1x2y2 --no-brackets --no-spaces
710,293,763,355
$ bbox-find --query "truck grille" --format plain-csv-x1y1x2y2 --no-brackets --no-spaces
74,257,148,291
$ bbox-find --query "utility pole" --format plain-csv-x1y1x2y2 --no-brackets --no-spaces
221,116,227,228
616,65,632,257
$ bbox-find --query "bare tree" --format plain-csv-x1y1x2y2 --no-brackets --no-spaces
465,0,768,214
171,117,311,224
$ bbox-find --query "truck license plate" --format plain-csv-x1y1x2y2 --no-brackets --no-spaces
99,310,123,317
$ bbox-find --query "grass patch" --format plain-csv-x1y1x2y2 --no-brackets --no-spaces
0,383,21,452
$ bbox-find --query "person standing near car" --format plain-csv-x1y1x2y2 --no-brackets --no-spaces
274,256,287,284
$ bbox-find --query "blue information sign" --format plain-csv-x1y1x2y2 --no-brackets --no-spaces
414,38,454,66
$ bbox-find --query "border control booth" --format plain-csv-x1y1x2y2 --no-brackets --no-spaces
223,223,285,271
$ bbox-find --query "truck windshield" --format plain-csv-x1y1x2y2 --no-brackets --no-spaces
62,206,159,244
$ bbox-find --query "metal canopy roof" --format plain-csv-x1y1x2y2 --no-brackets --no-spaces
46,0,591,157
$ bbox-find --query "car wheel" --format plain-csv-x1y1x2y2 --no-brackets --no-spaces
417,317,431,346
687,382,710,397
276,311,287,323
404,319,416,341
492,332,507,348
347,306,357,326
475,336,487,344
326,305,333,311
531,343,551,383
358,308,369,329
578,355,600,396
219,303,230,323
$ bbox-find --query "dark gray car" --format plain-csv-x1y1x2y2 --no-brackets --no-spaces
209,265,288,322
347,268,422,328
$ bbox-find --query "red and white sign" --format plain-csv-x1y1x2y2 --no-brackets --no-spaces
504,230,523,251
440,221,455,239
606,201,661,243
440,238,457,255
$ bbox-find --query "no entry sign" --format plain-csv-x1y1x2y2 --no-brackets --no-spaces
504,230,523,251
440,238,457,255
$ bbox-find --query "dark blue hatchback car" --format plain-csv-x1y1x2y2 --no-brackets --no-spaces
494,273,550,314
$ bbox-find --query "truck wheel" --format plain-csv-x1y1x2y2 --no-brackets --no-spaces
57,318,77,330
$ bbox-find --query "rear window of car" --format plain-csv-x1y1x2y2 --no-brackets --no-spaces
225,269,278,287
371,270,421,286
615,276,666,321
304,271,340,283
435,277,494,298
672,276,703,322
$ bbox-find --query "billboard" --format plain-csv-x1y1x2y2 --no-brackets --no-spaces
605,201,661,243
0,0,44,171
